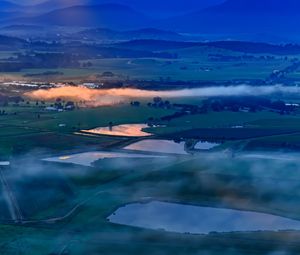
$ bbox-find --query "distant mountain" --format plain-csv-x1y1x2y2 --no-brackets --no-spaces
207,0,300,14
29,0,86,11
76,28,184,42
1,24,42,30
15,4,153,29
161,0,300,40
0,34,25,43
114,40,198,51
7,0,300,43
0,1,22,11
29,0,224,17
0,24,46,38
0,11,23,21
0,34,26,49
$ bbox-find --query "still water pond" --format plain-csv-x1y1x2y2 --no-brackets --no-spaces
108,201,300,234
124,140,188,155
194,141,220,150
43,152,166,167
82,124,151,137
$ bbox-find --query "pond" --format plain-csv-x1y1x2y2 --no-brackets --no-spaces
124,140,188,155
81,124,152,137
108,201,300,234
0,161,10,166
43,152,166,167
194,141,220,150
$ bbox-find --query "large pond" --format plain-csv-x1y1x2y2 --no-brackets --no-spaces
108,201,300,234
43,152,166,167
124,140,188,155
81,124,151,137
194,141,220,150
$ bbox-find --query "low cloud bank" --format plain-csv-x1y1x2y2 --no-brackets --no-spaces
25,85,300,107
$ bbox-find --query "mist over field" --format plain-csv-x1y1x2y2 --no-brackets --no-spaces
25,85,300,106
1,0,300,254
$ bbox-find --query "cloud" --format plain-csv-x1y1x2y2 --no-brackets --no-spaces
25,85,300,107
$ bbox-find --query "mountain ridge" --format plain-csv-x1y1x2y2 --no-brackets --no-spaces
13,4,153,29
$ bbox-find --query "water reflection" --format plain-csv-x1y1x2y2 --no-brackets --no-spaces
108,201,300,234
44,152,166,167
82,124,152,137
124,140,188,155
194,141,220,150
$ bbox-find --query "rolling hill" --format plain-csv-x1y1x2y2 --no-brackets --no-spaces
0,11,24,21
115,39,300,55
15,4,153,29
0,0,22,11
75,28,184,41
28,0,224,16
161,0,300,40
6,0,300,43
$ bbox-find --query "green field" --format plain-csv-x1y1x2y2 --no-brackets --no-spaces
2,14,300,255
0,92,300,254
1,153,300,254
2,101,300,157
1,44,296,82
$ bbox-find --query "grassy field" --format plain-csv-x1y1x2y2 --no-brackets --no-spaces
245,133,300,150
24,104,173,132
1,154,300,254
2,31,300,255
0,45,295,82
0,96,300,253
2,101,300,157
146,111,295,134
87,55,291,81
0,103,174,157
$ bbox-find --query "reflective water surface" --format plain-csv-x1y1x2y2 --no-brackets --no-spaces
82,124,152,137
43,152,166,166
124,140,188,155
108,201,300,234
194,141,220,150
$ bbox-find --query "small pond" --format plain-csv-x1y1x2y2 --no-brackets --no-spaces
43,152,166,167
194,141,220,150
108,201,300,234
124,140,188,155
82,124,151,137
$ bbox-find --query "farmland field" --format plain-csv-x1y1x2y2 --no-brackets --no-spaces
1,5,300,253
0,47,295,82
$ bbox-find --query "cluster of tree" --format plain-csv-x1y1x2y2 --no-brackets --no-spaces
52,98,75,110
155,96,298,123
130,101,140,107
116,39,300,55
101,71,114,77
81,61,93,68
24,71,64,77
16,52,81,69
268,61,300,83
204,97,297,114
160,103,206,122
207,41,300,55
147,97,171,109
0,51,83,72
0,110,7,115
160,111,187,122
31,42,177,59
208,54,277,62
0,94,24,107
